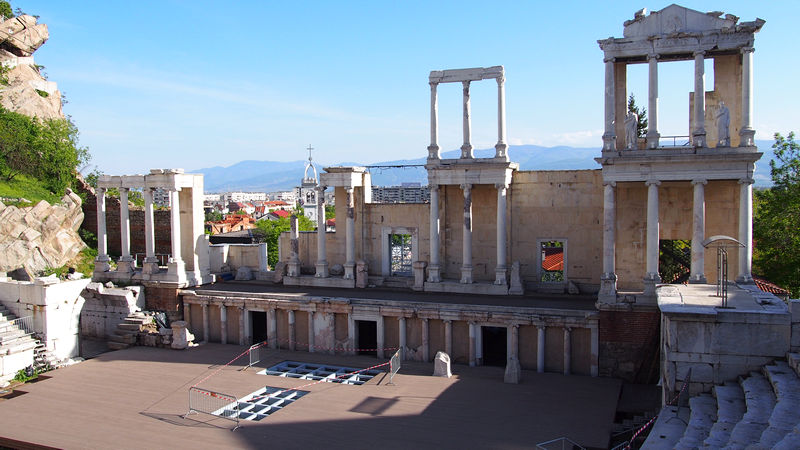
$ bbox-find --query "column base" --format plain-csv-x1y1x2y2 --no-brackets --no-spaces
643,273,661,296
460,144,473,159
427,144,440,159
315,261,329,278
692,131,706,148
287,261,301,277
646,132,661,149
504,357,522,384
739,128,755,147
343,262,355,280
602,133,616,151
117,256,136,273
494,267,508,286
494,142,508,160
167,258,185,277
688,274,707,284
598,273,617,303
94,255,111,273
736,274,755,284
412,261,427,291
142,260,160,274
427,264,441,283
460,266,473,284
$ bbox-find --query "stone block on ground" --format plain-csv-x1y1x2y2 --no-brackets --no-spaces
273,261,287,282
329,264,344,276
235,266,253,281
433,351,452,378
171,320,193,350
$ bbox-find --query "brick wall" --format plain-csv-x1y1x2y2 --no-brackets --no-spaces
598,309,661,383
144,285,182,323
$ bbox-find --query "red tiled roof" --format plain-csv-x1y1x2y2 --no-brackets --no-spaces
542,248,563,271
753,276,791,296
271,209,290,218
326,218,336,226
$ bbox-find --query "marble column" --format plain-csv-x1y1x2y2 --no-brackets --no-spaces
692,50,707,147
398,317,407,360
308,311,315,353
428,185,441,282
117,187,134,272
220,304,228,345
444,320,453,356
461,81,473,158
602,57,616,151
646,54,660,149
740,47,755,146
645,180,662,289
287,214,301,277
495,183,508,285
495,76,508,159
428,81,440,159
600,182,617,300
461,184,473,284
376,315,385,359
288,310,296,351
142,188,159,274
183,303,191,326
202,302,209,343
315,186,329,277
94,187,111,272
563,327,571,376
344,187,356,280
537,324,546,373
468,323,476,367
167,189,184,277
267,308,277,349
347,314,356,355
507,324,519,361
737,179,754,283
238,307,245,345
421,318,430,362
590,324,599,377
690,179,707,283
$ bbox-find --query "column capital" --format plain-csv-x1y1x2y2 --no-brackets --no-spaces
97,186,107,194
564,326,572,334
443,319,452,324
535,322,547,329
691,179,708,186
693,50,706,57
345,186,354,193
462,80,470,89
741,46,755,54
738,178,754,185
603,56,615,63
648,53,660,61
460,183,472,192
496,76,505,85
494,182,508,190
603,180,616,187
429,184,439,192
429,80,439,88
511,323,519,331
645,179,661,187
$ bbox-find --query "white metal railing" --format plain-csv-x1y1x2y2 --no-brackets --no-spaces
536,437,585,450
0,315,34,335
659,135,691,147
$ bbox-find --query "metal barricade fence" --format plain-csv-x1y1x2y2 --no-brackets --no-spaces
185,387,240,431
247,342,263,370
388,348,401,385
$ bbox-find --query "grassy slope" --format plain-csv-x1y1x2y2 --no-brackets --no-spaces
0,174,62,205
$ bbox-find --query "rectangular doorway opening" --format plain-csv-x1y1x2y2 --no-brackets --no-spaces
540,240,565,282
356,320,377,357
481,326,507,367
389,233,412,276
251,311,267,345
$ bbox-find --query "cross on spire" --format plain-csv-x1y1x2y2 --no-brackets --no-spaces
306,144,314,162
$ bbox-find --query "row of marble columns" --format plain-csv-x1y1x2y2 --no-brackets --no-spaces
427,77,508,160
185,302,596,375
601,178,753,293
94,187,183,274
602,47,755,150
428,183,509,284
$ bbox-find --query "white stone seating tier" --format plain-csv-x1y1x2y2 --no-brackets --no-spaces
643,355,800,448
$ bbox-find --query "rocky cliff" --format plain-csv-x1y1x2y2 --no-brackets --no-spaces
0,14,62,119
0,191,86,273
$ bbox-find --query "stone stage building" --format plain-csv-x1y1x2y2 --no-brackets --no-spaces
92,5,798,406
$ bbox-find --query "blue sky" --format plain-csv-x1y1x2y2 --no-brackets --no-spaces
13,1,799,175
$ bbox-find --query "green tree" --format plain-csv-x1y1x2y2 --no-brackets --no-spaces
753,132,800,298
0,1,13,19
628,94,648,139
325,204,335,220
254,212,315,267
0,109,37,181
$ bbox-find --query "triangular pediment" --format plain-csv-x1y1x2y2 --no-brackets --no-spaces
624,4,737,38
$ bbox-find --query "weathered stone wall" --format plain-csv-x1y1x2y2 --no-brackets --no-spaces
0,191,85,273
143,285,181,323
598,308,661,382
80,283,143,339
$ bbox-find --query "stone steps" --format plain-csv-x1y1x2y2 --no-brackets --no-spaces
643,356,800,449
105,312,152,351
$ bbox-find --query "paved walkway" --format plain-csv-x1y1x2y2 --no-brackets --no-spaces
191,280,598,311
0,344,620,449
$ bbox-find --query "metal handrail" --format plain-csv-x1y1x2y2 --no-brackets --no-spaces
659,135,691,147
536,437,585,450
0,315,34,335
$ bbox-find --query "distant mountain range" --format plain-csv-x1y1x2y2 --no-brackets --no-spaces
194,141,777,193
